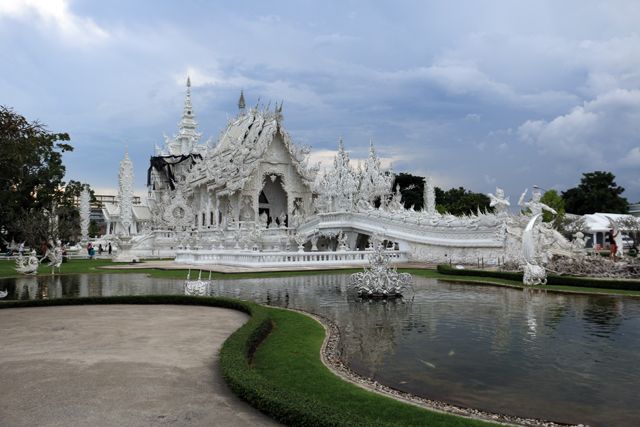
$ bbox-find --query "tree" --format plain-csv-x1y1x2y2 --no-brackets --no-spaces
435,187,493,216
0,106,73,249
562,171,629,215
56,180,96,243
540,190,565,224
392,173,424,209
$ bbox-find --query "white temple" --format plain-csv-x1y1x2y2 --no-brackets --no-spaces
101,78,576,268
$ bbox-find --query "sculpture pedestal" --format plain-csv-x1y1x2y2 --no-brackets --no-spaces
114,235,139,263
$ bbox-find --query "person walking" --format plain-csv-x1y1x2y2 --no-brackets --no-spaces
608,228,619,261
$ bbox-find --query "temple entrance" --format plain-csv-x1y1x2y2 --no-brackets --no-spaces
259,175,288,227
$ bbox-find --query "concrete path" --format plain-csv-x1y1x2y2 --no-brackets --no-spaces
0,305,280,427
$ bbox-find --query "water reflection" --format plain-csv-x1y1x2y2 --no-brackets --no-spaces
1,273,640,426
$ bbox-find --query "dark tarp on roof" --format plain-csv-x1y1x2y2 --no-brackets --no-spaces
147,153,202,190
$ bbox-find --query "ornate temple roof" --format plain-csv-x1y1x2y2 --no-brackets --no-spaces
186,102,316,195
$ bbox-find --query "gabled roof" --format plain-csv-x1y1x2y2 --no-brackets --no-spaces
186,107,316,194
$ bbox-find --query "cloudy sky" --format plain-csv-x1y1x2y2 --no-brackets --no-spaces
1,0,639,203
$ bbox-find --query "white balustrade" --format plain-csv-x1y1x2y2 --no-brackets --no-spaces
175,248,408,267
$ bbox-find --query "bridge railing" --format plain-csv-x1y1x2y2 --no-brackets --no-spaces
175,248,408,267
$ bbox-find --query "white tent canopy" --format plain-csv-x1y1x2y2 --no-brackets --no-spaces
582,213,638,233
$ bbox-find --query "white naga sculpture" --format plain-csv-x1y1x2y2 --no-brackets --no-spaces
79,186,90,242
522,214,547,285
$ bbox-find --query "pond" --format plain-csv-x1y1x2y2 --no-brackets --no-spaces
1,273,639,427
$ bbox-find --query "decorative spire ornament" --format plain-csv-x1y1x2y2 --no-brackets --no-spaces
79,185,90,242
119,150,134,236
179,76,197,138
238,90,246,114
424,175,436,214
359,140,393,205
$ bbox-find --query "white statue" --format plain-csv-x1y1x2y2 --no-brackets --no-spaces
258,211,269,229
518,187,556,217
293,233,306,252
488,187,510,216
571,231,587,256
278,212,287,228
522,214,547,285
337,232,349,251
15,250,39,275
42,239,63,274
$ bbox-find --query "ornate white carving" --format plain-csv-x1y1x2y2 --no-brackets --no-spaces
359,141,393,206
79,186,90,242
424,176,436,214
349,239,413,298
316,139,359,212
119,151,134,236
15,250,39,275
42,239,63,274
162,187,194,230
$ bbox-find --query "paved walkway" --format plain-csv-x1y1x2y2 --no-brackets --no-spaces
0,305,280,427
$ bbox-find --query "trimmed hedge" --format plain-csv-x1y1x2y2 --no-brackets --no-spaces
437,264,640,291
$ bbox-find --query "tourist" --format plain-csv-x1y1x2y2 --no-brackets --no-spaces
18,242,24,256
608,228,619,261
108,242,112,255
87,242,95,260
98,243,103,255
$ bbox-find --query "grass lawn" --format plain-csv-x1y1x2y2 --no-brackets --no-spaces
248,305,494,426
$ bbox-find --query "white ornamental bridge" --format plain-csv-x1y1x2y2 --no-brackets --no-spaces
297,211,504,249
174,210,505,267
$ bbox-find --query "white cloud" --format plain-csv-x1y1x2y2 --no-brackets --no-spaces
0,0,109,45
518,89,640,164
313,33,357,45
621,147,640,166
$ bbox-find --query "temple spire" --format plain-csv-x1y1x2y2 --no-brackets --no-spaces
179,76,196,135
238,90,246,114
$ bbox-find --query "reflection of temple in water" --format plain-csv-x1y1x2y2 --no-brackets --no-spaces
337,299,413,378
